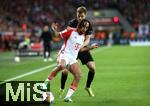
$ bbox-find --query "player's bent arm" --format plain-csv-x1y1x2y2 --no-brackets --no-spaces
80,35,90,48
80,43,99,52
51,28,59,37
80,46,93,52
51,22,60,37
67,26,76,30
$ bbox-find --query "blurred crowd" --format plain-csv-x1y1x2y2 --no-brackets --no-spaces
0,0,149,32
0,0,76,32
0,0,149,51
88,0,149,29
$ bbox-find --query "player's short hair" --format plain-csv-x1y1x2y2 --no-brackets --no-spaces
77,6,87,14
77,19,92,35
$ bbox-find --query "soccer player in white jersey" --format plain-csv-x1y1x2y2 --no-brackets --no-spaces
60,6,97,97
41,19,92,102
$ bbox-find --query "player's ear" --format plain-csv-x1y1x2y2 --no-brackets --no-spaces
85,20,92,34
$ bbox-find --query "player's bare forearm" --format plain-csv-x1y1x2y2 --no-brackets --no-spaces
80,43,99,52
67,26,76,30
80,47,92,52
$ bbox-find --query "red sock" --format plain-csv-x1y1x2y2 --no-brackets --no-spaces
70,83,78,91
48,71,56,80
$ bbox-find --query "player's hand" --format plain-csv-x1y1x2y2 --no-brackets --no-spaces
51,22,58,31
91,43,99,49
51,22,59,37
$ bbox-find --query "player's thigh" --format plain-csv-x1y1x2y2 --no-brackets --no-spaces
70,62,82,75
57,53,68,68
57,59,67,69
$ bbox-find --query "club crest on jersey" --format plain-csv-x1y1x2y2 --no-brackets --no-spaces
74,36,77,39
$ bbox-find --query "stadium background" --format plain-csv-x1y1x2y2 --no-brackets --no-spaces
0,0,150,106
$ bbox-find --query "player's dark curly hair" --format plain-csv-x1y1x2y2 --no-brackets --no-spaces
77,19,92,35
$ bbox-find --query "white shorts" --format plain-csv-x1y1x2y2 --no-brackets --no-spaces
57,52,78,66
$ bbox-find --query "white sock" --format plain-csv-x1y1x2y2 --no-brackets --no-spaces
65,88,75,98
42,78,49,89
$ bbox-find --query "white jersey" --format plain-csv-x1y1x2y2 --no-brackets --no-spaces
58,29,85,64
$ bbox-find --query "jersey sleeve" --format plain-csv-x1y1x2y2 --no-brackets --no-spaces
59,29,72,40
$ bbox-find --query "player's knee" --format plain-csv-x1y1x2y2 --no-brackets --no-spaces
74,72,82,81
89,66,95,73
62,69,69,75
58,64,66,70
87,62,96,73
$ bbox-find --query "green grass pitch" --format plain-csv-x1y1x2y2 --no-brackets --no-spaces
0,46,150,106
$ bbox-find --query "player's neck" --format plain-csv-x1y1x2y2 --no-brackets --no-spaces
77,29,83,35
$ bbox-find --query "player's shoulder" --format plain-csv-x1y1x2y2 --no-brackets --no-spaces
69,19,77,23
68,19,78,27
